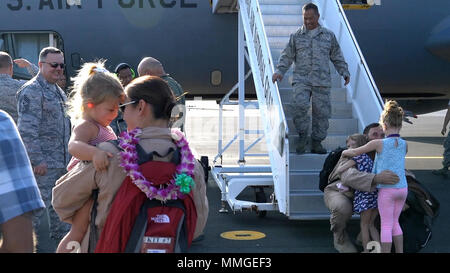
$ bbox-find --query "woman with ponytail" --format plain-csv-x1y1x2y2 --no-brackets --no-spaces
52,76,208,252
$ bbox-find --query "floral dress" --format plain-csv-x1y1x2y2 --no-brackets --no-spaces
353,153,378,214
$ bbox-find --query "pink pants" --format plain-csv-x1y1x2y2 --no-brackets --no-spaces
377,187,408,243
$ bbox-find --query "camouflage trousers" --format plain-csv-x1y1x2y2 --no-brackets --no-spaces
33,168,70,242
444,131,450,168
287,83,331,141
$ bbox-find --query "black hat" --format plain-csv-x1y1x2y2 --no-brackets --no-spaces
114,62,132,73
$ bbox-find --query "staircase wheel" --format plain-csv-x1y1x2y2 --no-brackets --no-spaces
255,187,267,218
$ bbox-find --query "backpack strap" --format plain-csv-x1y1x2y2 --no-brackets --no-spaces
87,139,120,252
108,139,120,150
136,144,181,165
107,139,181,165
124,199,186,253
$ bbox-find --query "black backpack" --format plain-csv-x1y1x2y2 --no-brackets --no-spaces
400,176,440,253
319,147,345,192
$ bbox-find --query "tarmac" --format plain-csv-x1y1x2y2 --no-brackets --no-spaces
32,102,449,253
187,106,450,253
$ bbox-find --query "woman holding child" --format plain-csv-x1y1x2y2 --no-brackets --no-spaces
52,75,209,253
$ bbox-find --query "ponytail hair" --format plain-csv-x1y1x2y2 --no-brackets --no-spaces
125,75,176,120
380,100,404,129
67,61,124,120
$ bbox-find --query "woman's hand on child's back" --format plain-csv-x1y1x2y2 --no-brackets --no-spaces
92,149,113,171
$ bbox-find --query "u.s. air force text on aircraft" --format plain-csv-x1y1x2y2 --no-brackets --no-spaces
177,257,272,271
5,0,198,11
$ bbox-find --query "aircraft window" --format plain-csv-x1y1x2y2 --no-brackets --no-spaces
0,32,64,80
211,70,222,86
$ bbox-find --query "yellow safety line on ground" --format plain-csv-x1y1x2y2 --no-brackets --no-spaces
406,156,443,159
220,230,266,240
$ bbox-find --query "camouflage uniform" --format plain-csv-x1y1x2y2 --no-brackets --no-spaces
161,74,185,131
444,130,450,168
275,25,350,142
17,72,72,242
0,64,38,124
110,111,127,136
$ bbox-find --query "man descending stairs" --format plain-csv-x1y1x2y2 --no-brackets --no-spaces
271,2,350,155
260,0,359,219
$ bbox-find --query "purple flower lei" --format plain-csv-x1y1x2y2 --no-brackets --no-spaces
118,128,196,201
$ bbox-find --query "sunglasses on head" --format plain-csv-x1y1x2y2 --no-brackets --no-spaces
119,100,137,112
42,62,65,69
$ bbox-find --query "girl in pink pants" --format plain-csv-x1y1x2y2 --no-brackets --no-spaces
343,100,408,253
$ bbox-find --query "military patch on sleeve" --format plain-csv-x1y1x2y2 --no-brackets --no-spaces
20,95,30,113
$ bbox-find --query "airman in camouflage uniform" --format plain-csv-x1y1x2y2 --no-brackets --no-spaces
0,52,39,124
138,57,186,131
444,131,450,172
161,74,186,131
16,47,71,244
110,63,134,135
273,3,350,154
432,100,450,177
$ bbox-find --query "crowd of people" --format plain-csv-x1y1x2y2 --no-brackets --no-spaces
0,2,448,254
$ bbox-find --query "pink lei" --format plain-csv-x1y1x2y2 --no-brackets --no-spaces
118,128,196,201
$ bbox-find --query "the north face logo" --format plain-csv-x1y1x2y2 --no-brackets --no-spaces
151,214,170,223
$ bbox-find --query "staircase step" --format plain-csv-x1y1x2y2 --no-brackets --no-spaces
285,117,358,136
289,153,328,171
279,87,348,103
265,25,299,37
260,4,303,15
270,49,283,65
288,212,330,220
289,171,320,191
259,0,307,4
288,134,347,156
262,14,302,26
268,36,290,49
280,101,351,119
331,102,354,118
289,190,329,215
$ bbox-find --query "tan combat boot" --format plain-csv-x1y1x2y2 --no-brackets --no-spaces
333,231,358,253
296,134,308,154
311,139,327,154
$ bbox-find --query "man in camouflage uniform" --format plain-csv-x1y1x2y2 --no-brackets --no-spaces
0,51,39,124
110,62,134,136
432,100,450,177
138,57,186,131
272,3,350,154
16,47,71,245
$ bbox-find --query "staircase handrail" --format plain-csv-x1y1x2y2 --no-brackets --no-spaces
314,0,384,129
238,0,290,214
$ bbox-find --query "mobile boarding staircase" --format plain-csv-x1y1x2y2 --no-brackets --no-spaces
211,0,384,219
